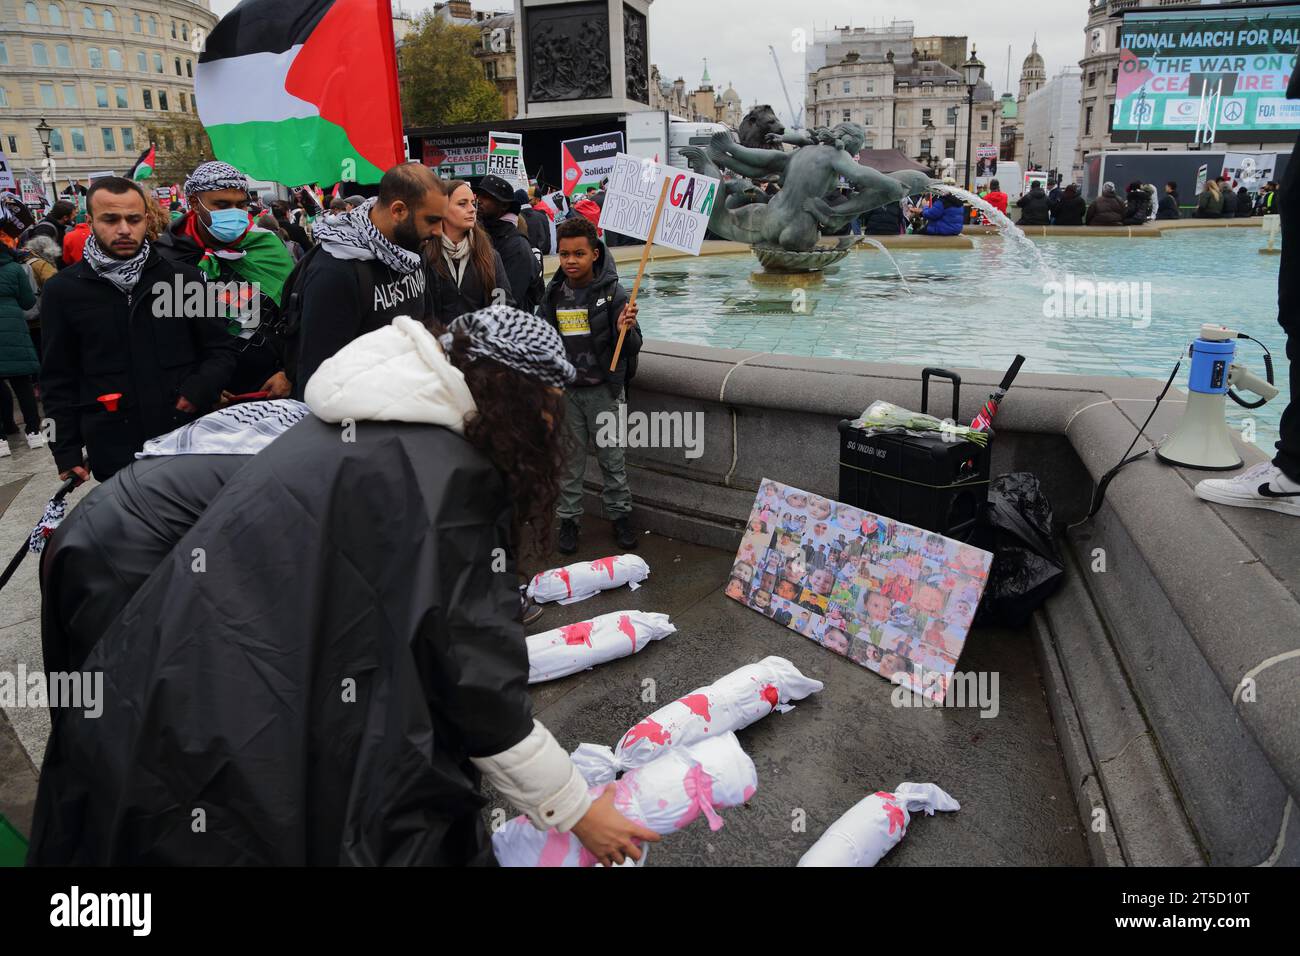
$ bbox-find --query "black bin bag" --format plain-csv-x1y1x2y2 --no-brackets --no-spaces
972,473,1065,627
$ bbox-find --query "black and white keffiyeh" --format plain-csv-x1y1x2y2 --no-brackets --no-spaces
443,305,576,388
136,399,310,458
312,197,423,275
183,160,249,197
83,234,151,295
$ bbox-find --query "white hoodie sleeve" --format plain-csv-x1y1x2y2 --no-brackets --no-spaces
471,720,593,832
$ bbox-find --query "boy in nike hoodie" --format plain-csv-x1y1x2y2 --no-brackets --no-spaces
541,216,641,554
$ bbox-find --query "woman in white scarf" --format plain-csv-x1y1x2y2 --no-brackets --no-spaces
427,180,513,323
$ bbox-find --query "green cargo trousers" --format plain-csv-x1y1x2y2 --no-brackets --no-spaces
556,383,632,521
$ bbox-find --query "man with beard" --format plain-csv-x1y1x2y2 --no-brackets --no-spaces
39,176,237,481
288,163,447,398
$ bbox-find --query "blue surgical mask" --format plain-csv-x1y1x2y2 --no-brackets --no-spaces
199,199,250,243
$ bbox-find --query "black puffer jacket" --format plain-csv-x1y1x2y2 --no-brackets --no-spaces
29,415,534,865
540,238,639,387
519,206,551,255
482,215,539,312
1122,187,1153,225
1016,187,1050,226
38,250,238,479
427,244,514,323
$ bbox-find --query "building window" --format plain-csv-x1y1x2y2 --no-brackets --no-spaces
49,129,65,152
108,49,122,70
171,20,177,39
48,4,63,26
71,128,86,153
980,114,988,131
115,86,127,107
945,138,955,159
103,10,114,29
87,47,103,69
159,90,168,110
163,133,173,150
182,24,189,42
0,41,7,65
174,56,181,75
1089,72,1096,87
0,88,8,108
863,113,873,126
842,109,851,122
149,16,158,35
946,106,958,125
96,85,108,107
83,6,94,28
184,131,192,148
133,12,141,32
153,53,163,73
61,84,78,107
121,127,134,150
1085,105,1093,136
866,81,874,93
186,60,192,78
102,127,116,151
920,138,932,156
25,2,40,23
921,107,932,125
7,135,16,153
1107,102,1115,133
32,43,50,67
842,80,851,93
137,52,147,71
142,88,152,109
56,44,72,67
179,91,187,112
40,83,57,108
1111,68,1118,85
824,83,830,94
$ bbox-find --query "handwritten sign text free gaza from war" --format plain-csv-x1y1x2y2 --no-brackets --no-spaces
597,154,721,256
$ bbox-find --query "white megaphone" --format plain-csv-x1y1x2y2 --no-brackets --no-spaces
1157,324,1279,470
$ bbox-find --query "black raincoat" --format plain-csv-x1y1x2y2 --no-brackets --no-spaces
28,415,534,865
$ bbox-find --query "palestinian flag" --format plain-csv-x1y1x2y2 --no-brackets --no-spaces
129,144,155,181
195,0,404,187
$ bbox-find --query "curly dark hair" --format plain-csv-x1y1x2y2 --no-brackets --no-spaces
442,330,568,566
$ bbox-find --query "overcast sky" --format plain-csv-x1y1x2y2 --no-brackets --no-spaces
209,0,1090,124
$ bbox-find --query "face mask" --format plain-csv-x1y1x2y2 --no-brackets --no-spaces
198,199,250,244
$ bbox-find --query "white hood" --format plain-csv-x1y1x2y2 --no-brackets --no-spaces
304,316,478,434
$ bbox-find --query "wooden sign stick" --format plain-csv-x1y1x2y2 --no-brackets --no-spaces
610,175,671,372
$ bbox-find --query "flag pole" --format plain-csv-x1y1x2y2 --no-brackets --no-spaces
609,176,670,373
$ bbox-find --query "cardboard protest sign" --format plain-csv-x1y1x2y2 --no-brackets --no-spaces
487,131,527,189
0,150,15,190
561,131,624,196
423,133,488,178
727,479,993,704
598,153,720,256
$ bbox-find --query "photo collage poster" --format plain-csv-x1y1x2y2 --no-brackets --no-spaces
726,479,994,703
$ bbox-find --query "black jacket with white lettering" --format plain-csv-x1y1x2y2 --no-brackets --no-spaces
289,248,432,399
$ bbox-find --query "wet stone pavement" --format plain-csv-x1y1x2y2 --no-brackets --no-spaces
488,523,1091,867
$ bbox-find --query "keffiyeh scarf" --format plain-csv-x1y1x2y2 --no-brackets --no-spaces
312,197,422,275
183,160,249,197
137,399,310,458
83,234,151,296
443,304,575,388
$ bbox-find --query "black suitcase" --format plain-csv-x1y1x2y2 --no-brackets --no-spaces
837,368,991,542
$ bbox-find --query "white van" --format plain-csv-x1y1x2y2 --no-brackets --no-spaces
668,121,730,170
990,162,1024,201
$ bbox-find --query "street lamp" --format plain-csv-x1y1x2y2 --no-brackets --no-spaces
35,117,54,206
1048,133,1055,184
961,48,984,196
923,119,936,172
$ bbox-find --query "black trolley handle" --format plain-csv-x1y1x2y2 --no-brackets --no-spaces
921,367,961,422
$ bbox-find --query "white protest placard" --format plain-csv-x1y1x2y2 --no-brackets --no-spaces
20,179,44,205
0,150,15,190
598,154,720,256
487,131,527,190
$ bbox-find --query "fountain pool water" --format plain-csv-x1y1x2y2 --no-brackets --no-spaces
635,229,1287,451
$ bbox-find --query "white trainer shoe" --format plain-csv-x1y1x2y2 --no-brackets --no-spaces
0,439,10,458
1195,462,1300,517
25,432,46,450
